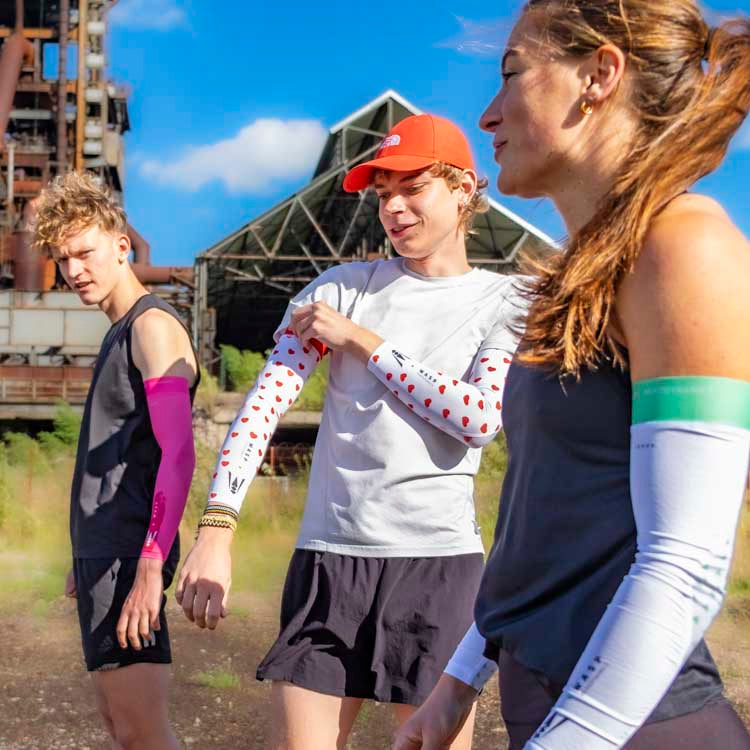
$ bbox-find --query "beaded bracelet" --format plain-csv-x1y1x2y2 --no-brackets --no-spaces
197,512,238,534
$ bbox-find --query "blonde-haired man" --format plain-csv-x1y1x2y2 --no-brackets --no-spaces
35,172,198,750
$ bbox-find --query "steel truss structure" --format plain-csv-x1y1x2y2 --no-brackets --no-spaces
194,90,558,363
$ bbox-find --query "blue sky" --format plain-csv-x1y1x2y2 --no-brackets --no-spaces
107,0,750,266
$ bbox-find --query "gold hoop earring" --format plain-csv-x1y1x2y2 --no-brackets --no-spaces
580,100,594,116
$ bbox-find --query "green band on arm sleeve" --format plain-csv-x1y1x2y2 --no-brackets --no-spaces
632,376,750,429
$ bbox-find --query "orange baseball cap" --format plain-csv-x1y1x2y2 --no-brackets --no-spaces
342,114,475,193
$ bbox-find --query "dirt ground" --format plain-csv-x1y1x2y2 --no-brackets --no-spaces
0,592,748,750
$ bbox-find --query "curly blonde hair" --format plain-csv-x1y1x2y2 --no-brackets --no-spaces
32,171,127,254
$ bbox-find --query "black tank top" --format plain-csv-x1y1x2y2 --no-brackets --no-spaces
475,360,724,722
70,294,199,559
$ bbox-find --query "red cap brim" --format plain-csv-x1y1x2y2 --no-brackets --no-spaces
342,154,439,193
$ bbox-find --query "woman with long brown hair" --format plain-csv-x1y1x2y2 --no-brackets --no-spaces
394,1,750,748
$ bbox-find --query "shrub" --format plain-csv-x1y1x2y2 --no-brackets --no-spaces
221,345,265,391
194,366,221,415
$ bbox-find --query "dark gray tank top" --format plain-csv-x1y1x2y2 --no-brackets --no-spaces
475,360,724,722
70,294,198,559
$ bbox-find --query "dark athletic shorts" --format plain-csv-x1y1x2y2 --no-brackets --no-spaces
73,555,177,672
256,549,485,705
497,650,750,750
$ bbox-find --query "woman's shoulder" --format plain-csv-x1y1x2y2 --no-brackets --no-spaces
643,193,747,260
618,193,750,379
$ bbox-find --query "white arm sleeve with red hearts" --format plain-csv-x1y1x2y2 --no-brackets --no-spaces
367,342,513,448
203,334,321,518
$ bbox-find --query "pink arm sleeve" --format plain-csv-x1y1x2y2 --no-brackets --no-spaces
140,376,196,561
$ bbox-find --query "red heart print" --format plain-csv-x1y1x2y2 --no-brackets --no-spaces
276,396,282,403
478,400,484,410
462,416,469,427
474,377,482,383
464,436,472,443
221,461,229,467
241,417,249,422
275,361,282,366
452,379,458,386
480,357,489,363
222,450,230,455
264,372,271,378
287,370,294,376
212,473,217,479
275,381,283,387
231,432,239,438
288,398,293,405
296,384,300,391
481,423,488,433
496,402,501,410
288,348,295,355
264,416,269,423
442,408,450,418
273,349,279,355
258,449,262,456
463,395,470,406
303,347,310,354
373,355,380,363
252,406,260,411
503,357,511,364
260,385,266,390
439,385,446,394
386,373,393,381
211,492,217,498
250,432,258,439
299,363,306,370
407,384,415,393
399,373,407,382
424,398,432,407
408,404,414,409
488,367,496,372
491,385,500,391
263,433,268,439
271,407,276,415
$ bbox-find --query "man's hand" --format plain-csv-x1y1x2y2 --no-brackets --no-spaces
116,557,164,650
175,526,232,630
291,301,383,363
392,674,477,750
64,568,77,598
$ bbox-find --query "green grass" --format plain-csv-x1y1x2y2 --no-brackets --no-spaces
190,668,241,689
2,422,750,623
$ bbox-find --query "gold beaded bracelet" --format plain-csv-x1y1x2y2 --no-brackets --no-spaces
197,513,238,534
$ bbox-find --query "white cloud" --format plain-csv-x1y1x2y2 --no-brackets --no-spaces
436,16,510,58
109,0,186,31
139,118,328,194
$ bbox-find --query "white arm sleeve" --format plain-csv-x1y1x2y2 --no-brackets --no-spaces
444,622,499,691
203,334,322,518
526,419,750,749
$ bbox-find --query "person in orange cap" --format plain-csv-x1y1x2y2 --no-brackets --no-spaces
176,113,526,749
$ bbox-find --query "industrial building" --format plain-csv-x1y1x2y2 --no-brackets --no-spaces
195,90,557,364
0,0,191,419
0,5,555,421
